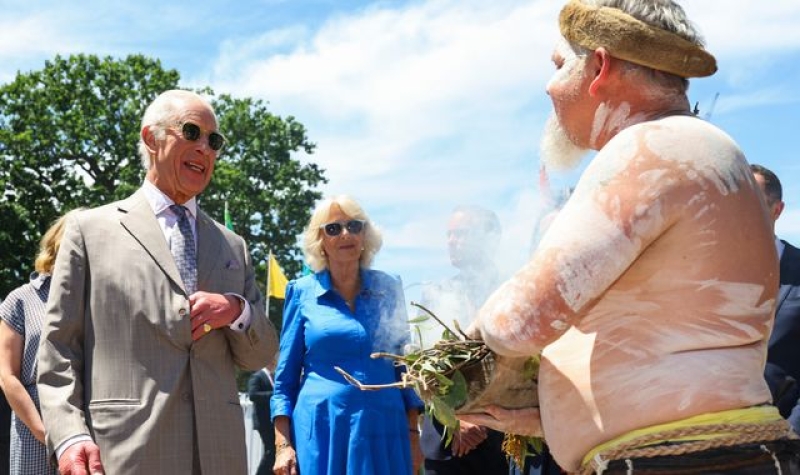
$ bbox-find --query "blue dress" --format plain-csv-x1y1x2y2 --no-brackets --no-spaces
271,269,423,475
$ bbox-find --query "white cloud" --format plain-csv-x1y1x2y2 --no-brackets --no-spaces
0,13,87,83
713,86,800,116
213,0,558,219
688,1,800,56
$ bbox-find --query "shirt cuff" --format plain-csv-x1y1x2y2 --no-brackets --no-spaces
226,293,252,332
55,434,93,460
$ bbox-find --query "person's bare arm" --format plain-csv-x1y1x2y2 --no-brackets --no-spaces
0,322,46,443
273,415,298,475
472,132,680,356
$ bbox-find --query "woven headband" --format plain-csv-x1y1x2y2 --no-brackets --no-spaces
559,0,717,78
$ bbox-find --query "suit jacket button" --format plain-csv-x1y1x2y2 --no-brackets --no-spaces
182,393,191,402
179,308,187,317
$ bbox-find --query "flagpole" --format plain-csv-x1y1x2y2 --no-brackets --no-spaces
266,251,272,318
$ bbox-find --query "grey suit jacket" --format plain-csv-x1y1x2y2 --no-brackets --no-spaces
37,190,278,475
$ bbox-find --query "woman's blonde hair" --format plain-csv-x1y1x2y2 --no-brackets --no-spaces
34,208,84,274
302,195,383,272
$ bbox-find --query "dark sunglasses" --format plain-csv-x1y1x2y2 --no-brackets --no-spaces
178,122,226,151
320,219,366,237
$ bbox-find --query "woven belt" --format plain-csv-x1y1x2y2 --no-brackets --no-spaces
580,418,798,475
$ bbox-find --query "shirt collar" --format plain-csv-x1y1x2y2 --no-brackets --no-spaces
313,268,374,299
29,271,50,290
776,236,785,259
141,180,198,219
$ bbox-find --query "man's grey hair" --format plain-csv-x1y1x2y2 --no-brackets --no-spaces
586,0,704,45
137,90,218,170
575,0,706,92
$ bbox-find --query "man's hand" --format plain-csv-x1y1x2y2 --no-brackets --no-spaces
459,405,543,437
58,441,104,475
451,420,487,457
189,292,241,341
464,320,481,341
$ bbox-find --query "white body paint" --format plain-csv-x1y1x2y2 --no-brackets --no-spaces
476,116,778,471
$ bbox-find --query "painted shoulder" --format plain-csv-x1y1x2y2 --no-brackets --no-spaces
619,116,744,160
590,116,749,195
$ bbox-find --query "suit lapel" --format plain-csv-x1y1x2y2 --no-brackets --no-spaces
196,209,222,288
777,285,791,311
118,191,186,293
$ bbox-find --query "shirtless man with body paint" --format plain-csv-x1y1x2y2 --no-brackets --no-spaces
462,1,800,473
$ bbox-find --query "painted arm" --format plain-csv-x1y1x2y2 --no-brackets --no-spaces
473,134,679,356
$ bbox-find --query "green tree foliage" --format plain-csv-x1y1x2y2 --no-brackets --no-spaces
0,54,326,299
202,93,326,279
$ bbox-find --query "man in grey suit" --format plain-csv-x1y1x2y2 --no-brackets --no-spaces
37,89,278,475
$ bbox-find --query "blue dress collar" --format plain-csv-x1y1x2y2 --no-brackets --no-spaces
313,268,376,299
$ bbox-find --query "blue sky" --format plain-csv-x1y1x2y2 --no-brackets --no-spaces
2,0,799,303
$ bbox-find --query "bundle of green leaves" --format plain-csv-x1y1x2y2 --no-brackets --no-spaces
335,302,542,461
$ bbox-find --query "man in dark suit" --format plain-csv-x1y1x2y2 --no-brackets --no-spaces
752,164,800,434
248,364,276,475
416,206,509,475
37,90,278,475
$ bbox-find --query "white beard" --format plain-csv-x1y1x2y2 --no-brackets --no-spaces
539,114,589,172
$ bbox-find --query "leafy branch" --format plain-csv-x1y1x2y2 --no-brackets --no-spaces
336,301,543,459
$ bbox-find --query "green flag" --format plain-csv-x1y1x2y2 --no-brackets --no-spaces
224,201,233,230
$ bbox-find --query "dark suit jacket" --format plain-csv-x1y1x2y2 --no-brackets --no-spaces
247,369,274,434
247,368,276,473
765,240,800,433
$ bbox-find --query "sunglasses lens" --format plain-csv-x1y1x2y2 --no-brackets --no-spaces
346,220,364,234
182,122,201,141
181,123,224,151
208,133,225,151
324,223,343,236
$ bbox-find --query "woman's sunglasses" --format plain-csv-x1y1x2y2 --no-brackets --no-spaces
320,219,366,237
177,122,226,151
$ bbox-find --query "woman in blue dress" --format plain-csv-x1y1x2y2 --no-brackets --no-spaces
271,195,424,475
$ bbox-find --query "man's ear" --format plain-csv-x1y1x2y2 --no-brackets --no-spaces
774,200,785,222
588,47,613,97
141,126,157,155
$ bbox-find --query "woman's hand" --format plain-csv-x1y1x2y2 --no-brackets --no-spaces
459,405,543,437
272,444,298,475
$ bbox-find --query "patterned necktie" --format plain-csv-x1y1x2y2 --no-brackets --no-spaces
170,204,197,295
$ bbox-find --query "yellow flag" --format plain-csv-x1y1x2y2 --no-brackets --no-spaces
267,253,289,299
